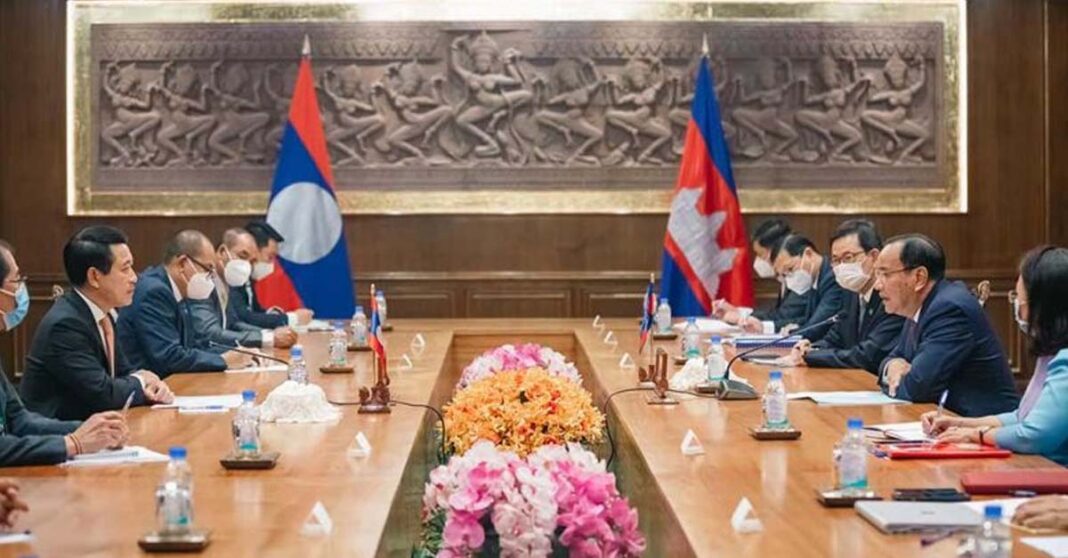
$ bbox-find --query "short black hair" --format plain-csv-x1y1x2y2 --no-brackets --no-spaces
63,226,129,287
0,240,12,283
885,233,946,281
163,230,211,264
831,218,882,252
772,233,817,262
1020,245,1068,356
751,218,792,251
245,220,284,249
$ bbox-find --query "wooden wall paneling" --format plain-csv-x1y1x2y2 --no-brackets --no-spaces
1048,0,1068,247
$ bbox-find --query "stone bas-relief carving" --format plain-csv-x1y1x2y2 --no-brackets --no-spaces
90,21,945,193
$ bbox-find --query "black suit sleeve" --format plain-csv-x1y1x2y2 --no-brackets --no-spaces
230,287,287,329
885,304,974,402
0,372,76,466
753,291,810,329
804,315,904,374
133,285,226,374
47,318,146,414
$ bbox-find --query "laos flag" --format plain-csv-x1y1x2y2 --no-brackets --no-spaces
660,52,753,316
262,38,355,319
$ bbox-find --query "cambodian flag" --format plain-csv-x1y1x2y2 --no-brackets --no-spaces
262,37,355,319
638,275,656,354
660,49,753,316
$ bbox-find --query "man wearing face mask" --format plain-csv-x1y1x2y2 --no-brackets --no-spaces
230,220,313,329
20,227,174,423
778,220,905,373
740,233,845,340
117,230,253,376
187,228,298,350
0,240,132,464
715,219,810,330
874,234,1018,417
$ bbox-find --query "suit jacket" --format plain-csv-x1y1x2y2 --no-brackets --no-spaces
752,285,811,330
187,286,264,349
804,289,905,374
0,363,79,466
116,265,226,377
879,280,1019,417
20,291,147,421
796,257,846,342
229,283,287,329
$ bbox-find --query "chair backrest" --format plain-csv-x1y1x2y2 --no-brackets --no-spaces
970,280,991,308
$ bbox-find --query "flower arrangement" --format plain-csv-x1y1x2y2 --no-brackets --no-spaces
416,441,645,557
458,343,581,389
443,368,605,457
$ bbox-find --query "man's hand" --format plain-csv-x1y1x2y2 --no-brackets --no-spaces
712,299,736,319
68,411,128,456
919,411,966,435
272,327,298,349
779,340,812,367
143,379,174,404
0,479,28,528
292,308,314,325
883,358,912,397
742,317,764,333
1014,496,1068,530
223,350,254,370
133,370,161,385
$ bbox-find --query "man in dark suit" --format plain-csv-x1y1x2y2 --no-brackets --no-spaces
18,228,173,425
187,228,297,350
779,219,905,374
875,234,1019,417
233,220,313,329
117,230,252,377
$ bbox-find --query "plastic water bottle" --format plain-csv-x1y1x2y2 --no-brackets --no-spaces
705,335,727,381
681,317,701,359
655,297,672,333
288,344,307,384
350,306,369,347
834,418,869,495
973,504,1012,557
232,390,260,457
375,290,388,325
328,327,348,366
155,446,194,535
762,370,789,429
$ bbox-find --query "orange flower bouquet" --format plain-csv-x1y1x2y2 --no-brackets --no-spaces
443,368,605,457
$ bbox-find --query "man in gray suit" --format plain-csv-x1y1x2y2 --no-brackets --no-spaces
187,228,298,351
0,240,128,465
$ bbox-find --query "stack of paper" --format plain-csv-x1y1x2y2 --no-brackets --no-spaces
788,391,909,406
1023,537,1068,557
296,319,333,333
226,363,288,374
865,421,933,442
153,394,244,411
672,318,741,335
62,446,169,467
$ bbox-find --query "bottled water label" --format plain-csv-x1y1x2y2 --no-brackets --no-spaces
837,449,868,491
329,332,347,366
156,484,191,534
764,396,788,428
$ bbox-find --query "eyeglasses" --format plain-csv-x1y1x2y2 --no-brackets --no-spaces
185,257,216,277
831,251,867,266
874,267,916,280
1,275,27,292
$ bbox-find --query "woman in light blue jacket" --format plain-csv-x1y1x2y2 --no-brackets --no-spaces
924,246,1068,466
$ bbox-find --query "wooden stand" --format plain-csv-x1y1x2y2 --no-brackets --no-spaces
748,427,802,441
220,451,280,470
359,284,392,414
647,349,677,405
816,489,882,508
652,331,678,341
319,364,355,374
673,355,690,365
138,530,211,552
347,343,371,352
380,324,393,332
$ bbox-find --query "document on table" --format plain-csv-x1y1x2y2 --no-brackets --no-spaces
1023,536,1068,557
226,363,288,374
787,391,909,406
152,394,244,410
295,319,333,333
865,421,933,442
963,498,1031,526
61,446,169,467
0,532,33,545
671,318,741,335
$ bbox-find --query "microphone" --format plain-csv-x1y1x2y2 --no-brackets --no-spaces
712,312,844,400
209,341,290,366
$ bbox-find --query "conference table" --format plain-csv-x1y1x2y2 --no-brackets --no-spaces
0,319,1060,557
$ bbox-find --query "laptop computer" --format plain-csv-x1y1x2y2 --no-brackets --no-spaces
856,501,983,534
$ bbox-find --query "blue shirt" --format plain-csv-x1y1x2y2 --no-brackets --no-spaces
994,348,1068,466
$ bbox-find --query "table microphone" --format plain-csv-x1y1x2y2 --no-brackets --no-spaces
209,341,290,366
715,312,844,400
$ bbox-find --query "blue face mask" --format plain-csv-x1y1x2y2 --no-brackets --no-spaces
0,283,29,331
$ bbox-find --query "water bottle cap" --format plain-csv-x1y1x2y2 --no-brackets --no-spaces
242,390,256,401
376,290,384,296
355,305,364,313
847,418,863,429
659,296,668,303
984,504,1003,520
710,335,722,343
687,316,696,323
290,344,303,357
169,446,187,459
769,370,783,380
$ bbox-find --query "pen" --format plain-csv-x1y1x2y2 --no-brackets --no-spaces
936,389,949,420
121,391,135,418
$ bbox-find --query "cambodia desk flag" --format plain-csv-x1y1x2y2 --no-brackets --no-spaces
261,37,356,319
660,43,753,316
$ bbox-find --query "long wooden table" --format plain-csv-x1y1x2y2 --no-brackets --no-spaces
0,319,1060,557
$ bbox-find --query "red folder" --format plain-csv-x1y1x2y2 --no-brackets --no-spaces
961,469,1068,495
880,442,1012,460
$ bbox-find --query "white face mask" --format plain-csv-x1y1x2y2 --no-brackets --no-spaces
785,269,813,295
833,261,871,293
224,259,252,287
1013,296,1029,335
251,261,274,281
184,261,216,301
753,258,776,279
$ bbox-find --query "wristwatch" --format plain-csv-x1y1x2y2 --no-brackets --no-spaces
978,426,993,446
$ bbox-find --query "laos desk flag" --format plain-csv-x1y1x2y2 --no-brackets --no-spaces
261,37,355,319
660,40,753,316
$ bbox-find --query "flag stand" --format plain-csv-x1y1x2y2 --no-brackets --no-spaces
359,283,391,414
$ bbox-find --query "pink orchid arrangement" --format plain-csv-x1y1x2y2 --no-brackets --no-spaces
417,441,645,557
458,343,581,389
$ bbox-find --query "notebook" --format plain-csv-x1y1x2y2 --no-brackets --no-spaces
856,501,982,534
878,442,1012,460
961,469,1068,495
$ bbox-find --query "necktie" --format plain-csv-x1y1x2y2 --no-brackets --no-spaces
99,316,115,378
857,296,867,335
